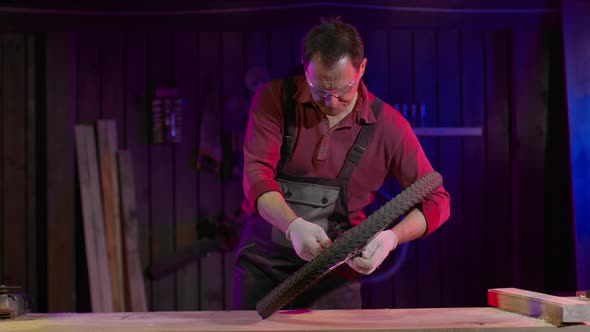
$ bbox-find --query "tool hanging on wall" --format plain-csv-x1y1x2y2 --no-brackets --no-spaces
244,66,270,93
195,80,222,173
194,67,271,177
219,66,271,179
145,210,246,280
222,94,249,179
152,87,184,144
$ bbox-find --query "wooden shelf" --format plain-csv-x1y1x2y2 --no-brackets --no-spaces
413,127,482,137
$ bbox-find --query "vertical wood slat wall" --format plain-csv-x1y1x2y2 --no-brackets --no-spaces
0,33,40,310
0,21,574,312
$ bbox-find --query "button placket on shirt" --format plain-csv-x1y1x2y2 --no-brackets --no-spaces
316,111,355,163
317,116,330,162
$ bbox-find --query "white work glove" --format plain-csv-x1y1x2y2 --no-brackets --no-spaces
286,217,332,261
347,230,398,275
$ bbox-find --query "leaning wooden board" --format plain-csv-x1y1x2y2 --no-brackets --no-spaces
6,308,590,332
74,124,114,312
118,150,148,312
96,120,126,312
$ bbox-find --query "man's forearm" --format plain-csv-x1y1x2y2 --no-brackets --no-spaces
390,208,427,245
256,191,298,233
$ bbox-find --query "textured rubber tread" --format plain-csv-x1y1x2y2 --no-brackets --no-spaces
256,171,443,318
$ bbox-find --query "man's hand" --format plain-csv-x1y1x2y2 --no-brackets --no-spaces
347,230,398,275
286,217,332,261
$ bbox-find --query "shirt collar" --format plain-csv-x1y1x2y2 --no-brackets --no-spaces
293,76,377,125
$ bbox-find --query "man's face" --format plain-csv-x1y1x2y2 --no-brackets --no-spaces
304,55,366,117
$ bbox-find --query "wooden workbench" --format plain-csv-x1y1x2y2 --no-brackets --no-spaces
3,308,590,332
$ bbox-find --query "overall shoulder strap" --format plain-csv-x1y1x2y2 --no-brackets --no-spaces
337,97,385,179
277,77,297,172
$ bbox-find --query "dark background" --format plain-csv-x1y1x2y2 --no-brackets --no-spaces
0,0,584,313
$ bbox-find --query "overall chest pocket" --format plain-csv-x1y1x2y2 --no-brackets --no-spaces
271,179,340,247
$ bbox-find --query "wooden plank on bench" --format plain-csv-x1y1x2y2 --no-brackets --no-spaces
488,288,590,324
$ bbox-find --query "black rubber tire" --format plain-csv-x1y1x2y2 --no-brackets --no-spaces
256,171,443,318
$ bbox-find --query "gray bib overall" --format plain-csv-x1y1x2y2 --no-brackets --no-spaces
232,78,384,310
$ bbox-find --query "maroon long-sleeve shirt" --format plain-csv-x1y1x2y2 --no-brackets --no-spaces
242,76,450,236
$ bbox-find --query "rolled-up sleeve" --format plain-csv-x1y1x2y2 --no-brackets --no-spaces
389,122,451,236
242,81,285,214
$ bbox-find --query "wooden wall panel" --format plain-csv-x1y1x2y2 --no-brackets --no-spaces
2,33,27,290
385,30,413,309
197,31,224,311
413,30,442,309
100,33,125,147
173,31,200,311
511,27,547,292
0,34,3,285
0,2,563,33
0,33,39,311
45,32,77,312
124,32,152,309
221,31,245,309
293,31,305,73
270,31,294,80
0,7,574,312
483,30,514,290
362,29,393,309
388,30,418,309
437,30,464,308
460,30,487,306
25,34,38,311
77,32,101,123
239,31,270,310
148,32,176,311
246,32,269,70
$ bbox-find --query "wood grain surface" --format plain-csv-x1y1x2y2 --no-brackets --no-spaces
7,308,590,332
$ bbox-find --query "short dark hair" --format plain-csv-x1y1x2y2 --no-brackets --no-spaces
301,17,364,70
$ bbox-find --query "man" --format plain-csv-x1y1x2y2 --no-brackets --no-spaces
233,18,450,310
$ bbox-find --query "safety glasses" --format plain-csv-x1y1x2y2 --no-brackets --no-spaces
305,72,358,99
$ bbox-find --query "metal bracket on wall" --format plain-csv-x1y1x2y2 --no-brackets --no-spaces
393,103,483,137
413,127,483,136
